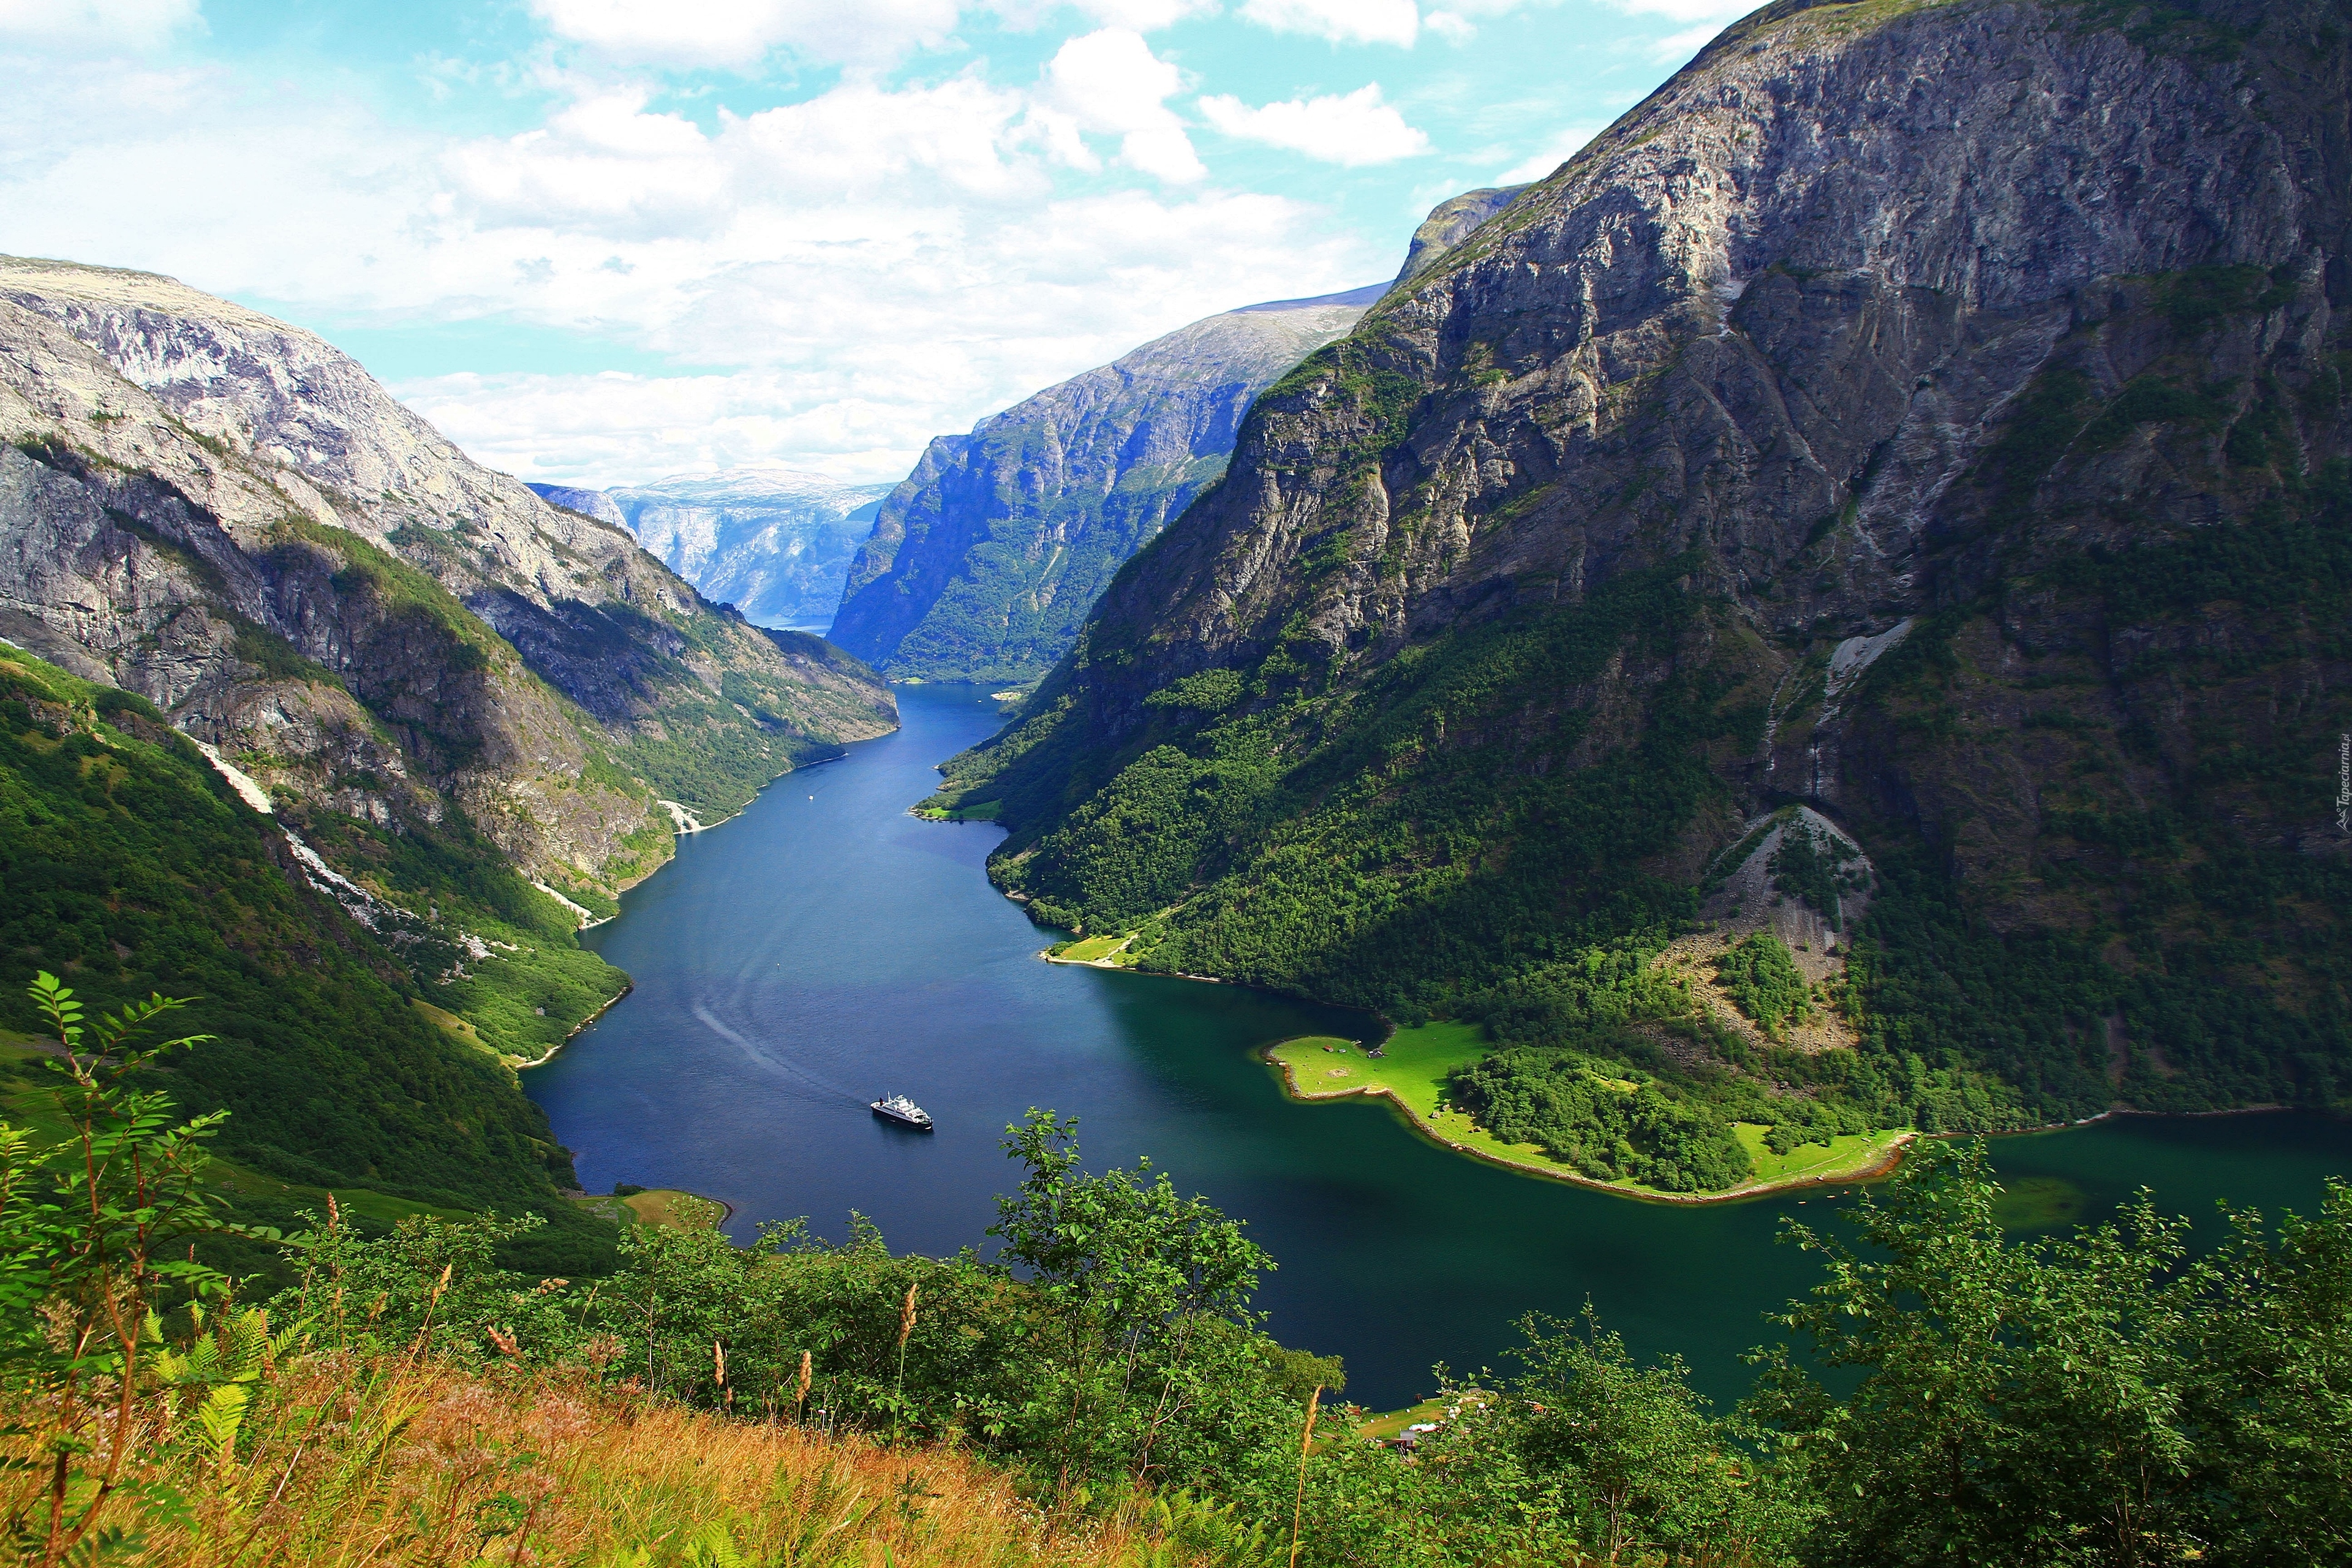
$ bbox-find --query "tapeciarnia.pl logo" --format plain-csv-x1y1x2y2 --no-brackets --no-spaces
2339,733,2351,834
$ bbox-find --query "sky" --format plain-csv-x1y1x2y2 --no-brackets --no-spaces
0,0,1754,489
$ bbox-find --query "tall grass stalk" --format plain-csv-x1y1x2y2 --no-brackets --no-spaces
13,1352,1236,1566
1287,1387,1319,1568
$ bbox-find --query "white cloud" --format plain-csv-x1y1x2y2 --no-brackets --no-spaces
1603,0,1748,19
1198,84,1428,167
998,0,1220,26
725,74,1038,200
447,89,734,241
1496,121,1600,183
1599,0,1750,54
398,187,1363,483
1237,0,1419,48
1031,28,1205,182
1646,20,1733,59
0,47,1374,488
1423,10,1476,43
528,0,963,70
0,0,198,50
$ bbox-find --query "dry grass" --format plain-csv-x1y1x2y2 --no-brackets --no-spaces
27,1354,1217,1567
619,1189,728,1231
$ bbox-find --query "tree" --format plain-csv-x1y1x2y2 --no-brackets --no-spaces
1513,1305,1788,1564
1,973,235,1565
2179,1180,2352,1566
987,1110,1296,1497
1750,1139,2352,1567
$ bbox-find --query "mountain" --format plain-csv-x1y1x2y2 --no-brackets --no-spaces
534,470,894,631
1395,185,1525,284
929,0,2352,1178
0,646,611,1272
529,482,628,529
829,284,1387,685
0,255,895,1210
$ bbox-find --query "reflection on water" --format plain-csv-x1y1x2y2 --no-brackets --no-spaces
1991,1175,2091,1232
527,684,2352,1410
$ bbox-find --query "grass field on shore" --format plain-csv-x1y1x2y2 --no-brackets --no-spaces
1050,933,1135,965
1263,1025,1907,1200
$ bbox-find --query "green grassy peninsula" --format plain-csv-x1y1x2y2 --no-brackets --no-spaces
1266,1029,1907,1200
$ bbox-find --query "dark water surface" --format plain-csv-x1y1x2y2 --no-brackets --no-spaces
529,685,2352,1410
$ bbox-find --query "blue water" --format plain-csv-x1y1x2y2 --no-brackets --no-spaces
527,684,2352,1410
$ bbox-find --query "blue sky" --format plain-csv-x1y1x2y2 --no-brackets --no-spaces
0,0,1751,486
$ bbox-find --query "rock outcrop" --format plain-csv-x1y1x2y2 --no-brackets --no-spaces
540,470,892,631
0,256,897,908
828,284,1385,684
941,0,2352,1128
530,483,628,530
1394,186,1526,283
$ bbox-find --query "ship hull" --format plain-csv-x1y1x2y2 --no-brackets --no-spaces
870,1103,934,1131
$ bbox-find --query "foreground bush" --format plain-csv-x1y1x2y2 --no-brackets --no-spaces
4,973,2347,1566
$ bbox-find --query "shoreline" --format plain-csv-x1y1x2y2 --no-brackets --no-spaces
1036,939,1231,987
596,756,849,911
1958,1100,2320,1141
658,750,855,843
1261,1042,1915,1206
512,747,876,1094
1022,937,2331,1202
514,981,634,1071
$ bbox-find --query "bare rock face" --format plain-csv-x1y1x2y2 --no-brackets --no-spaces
1045,0,2343,824
829,285,1385,683
1087,1,2334,670
530,484,629,530
593,470,892,631
949,0,2352,1122
1395,186,1527,283
0,256,895,900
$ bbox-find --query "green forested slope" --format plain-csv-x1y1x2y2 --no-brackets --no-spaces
943,356,2352,1190
930,0,2352,1191
0,649,609,1265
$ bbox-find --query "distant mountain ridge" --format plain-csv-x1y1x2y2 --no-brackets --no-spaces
533,470,892,631
826,286,1393,684
530,483,627,529
0,252,895,1177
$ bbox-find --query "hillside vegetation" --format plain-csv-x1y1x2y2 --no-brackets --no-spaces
0,650,614,1274
4,978,2346,1566
2,255,896,1056
929,0,2352,1190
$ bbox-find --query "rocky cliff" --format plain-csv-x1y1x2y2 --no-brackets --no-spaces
529,483,629,530
1,256,895,1061
0,257,894,884
538,470,892,632
829,284,1385,684
937,0,2352,1155
1394,186,1526,283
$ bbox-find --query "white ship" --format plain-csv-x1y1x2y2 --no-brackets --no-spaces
870,1093,934,1131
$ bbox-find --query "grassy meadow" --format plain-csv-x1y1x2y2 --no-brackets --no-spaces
1265,1025,1909,1199
69,1354,1213,1568
1050,933,1138,965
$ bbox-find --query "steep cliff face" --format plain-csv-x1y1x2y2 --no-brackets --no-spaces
942,0,2352,1150
1394,186,1526,283
1,256,896,1077
829,285,1384,684
0,257,896,900
550,470,892,631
